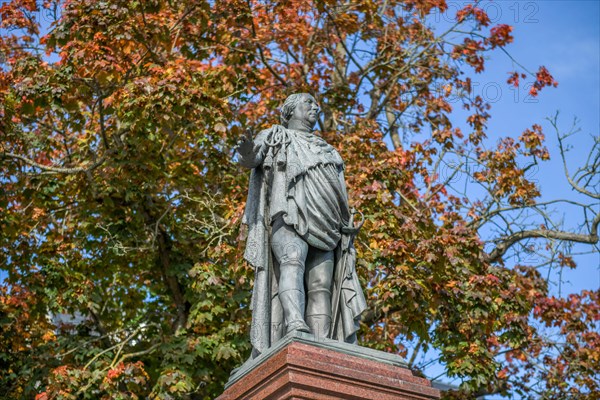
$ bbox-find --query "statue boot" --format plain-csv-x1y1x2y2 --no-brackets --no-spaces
279,259,310,334
306,287,332,339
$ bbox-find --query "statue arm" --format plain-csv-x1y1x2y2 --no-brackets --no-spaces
237,129,269,169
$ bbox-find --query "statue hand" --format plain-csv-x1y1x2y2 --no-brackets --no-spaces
235,128,255,156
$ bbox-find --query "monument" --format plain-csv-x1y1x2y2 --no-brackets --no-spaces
218,93,440,399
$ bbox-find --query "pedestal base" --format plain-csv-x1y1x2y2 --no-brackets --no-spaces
218,333,440,400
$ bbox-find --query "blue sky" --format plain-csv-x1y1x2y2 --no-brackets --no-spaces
420,0,599,392
422,0,599,298
471,1,600,296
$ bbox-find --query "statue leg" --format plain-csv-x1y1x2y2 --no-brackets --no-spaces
305,248,334,339
271,217,310,334
270,258,284,343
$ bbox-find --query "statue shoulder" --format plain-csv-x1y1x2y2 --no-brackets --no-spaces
254,125,289,144
253,127,274,144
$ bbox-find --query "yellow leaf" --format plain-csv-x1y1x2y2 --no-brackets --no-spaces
215,123,226,133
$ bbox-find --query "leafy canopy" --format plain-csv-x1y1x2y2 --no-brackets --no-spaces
1,0,597,399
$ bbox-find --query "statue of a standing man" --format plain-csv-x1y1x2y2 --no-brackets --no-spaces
237,93,366,358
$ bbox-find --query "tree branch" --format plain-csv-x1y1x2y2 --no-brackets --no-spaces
2,152,106,174
484,212,600,263
246,0,289,87
551,114,600,199
118,342,160,363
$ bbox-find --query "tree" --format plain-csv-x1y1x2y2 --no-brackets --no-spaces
0,0,597,399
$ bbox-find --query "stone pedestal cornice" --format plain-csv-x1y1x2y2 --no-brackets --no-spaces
218,333,440,400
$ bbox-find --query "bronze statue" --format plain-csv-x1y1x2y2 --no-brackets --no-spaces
237,93,366,359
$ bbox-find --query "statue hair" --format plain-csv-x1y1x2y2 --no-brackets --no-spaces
280,93,310,128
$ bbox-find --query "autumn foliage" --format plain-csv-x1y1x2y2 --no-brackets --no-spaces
1,1,597,399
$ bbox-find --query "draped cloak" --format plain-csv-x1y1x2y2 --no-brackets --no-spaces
240,125,367,356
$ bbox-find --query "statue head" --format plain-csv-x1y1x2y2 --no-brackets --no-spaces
280,93,320,130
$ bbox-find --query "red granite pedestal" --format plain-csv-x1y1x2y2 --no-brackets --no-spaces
218,334,440,400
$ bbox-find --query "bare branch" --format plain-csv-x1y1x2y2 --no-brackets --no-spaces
484,212,600,263
551,114,600,199
118,342,160,363
2,152,106,174
246,0,288,87
82,323,157,370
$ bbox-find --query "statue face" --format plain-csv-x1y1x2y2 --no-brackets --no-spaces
290,94,320,128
